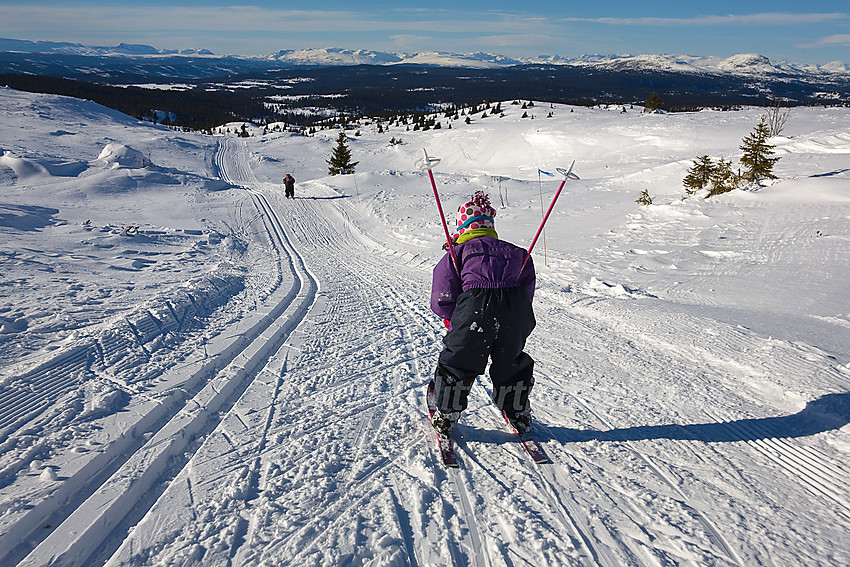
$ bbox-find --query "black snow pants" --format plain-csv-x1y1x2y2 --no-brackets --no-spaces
435,287,536,418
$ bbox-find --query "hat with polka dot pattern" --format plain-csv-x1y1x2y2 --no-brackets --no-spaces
452,191,495,241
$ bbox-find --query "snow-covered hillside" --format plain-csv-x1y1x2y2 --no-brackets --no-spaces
1,87,849,566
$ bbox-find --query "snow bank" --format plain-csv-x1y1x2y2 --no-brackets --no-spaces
0,150,51,180
93,143,153,168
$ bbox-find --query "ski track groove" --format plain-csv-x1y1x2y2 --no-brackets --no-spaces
568,392,747,567
6,137,317,567
326,203,487,567
705,411,850,520
536,292,850,563
472,383,614,567
527,297,755,565
288,186,504,566
103,142,319,566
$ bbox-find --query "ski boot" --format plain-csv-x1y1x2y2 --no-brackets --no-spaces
507,408,532,435
431,409,460,439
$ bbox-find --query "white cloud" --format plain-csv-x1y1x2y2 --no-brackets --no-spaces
798,34,850,48
560,12,848,27
475,34,563,49
0,6,359,33
0,5,560,41
389,34,433,50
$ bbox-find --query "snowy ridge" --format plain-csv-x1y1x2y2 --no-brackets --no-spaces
263,47,850,75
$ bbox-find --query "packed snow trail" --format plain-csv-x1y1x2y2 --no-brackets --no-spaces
94,138,849,566
7,140,317,566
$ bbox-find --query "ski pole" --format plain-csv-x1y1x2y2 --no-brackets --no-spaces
522,161,578,270
418,149,460,276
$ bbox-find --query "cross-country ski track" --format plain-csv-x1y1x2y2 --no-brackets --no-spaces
4,134,849,566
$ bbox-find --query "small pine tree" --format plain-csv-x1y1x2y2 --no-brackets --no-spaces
739,117,779,183
327,131,359,176
707,158,739,197
635,189,653,206
644,92,663,112
683,155,715,194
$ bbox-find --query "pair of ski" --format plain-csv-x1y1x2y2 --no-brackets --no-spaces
426,381,548,467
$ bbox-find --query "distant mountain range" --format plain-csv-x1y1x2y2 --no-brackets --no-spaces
2,37,848,77
263,48,850,76
3,37,849,121
0,38,215,57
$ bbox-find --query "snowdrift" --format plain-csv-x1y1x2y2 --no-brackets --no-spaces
93,143,153,169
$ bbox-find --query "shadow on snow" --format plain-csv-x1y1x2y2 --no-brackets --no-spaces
546,392,850,444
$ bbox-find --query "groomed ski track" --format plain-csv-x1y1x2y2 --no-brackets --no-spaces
7,136,849,566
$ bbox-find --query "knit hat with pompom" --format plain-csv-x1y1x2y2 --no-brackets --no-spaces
451,191,496,243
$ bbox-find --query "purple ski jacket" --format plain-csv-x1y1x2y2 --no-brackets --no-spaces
430,236,536,321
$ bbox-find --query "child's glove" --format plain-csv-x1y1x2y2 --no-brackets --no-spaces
442,318,452,331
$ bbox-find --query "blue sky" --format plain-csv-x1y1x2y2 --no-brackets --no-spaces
1,1,848,64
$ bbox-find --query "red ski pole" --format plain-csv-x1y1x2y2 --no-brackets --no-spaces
418,149,460,276
522,161,578,270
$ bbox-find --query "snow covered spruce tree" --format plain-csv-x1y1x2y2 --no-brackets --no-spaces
327,131,359,175
739,116,780,184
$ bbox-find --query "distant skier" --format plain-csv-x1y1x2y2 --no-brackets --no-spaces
430,191,537,438
283,173,295,199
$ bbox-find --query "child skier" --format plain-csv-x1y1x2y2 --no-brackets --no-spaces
430,191,536,438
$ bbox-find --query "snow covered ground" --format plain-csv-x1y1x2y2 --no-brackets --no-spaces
1,87,849,566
